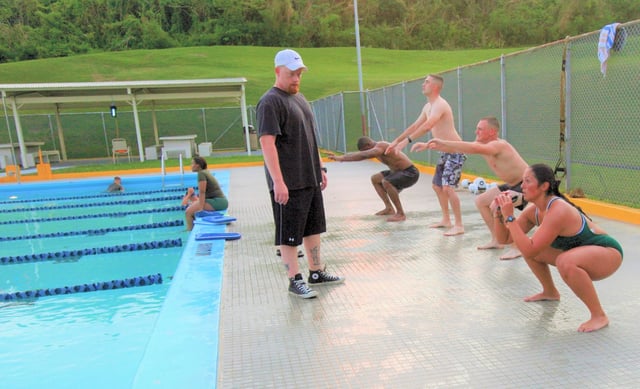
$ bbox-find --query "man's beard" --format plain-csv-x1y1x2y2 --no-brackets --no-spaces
288,85,299,94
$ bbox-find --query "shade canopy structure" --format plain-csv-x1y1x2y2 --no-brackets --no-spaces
0,78,251,167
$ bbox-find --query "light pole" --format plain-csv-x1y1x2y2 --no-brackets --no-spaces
353,0,367,135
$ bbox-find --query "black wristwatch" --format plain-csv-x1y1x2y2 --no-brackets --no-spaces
321,167,327,173
505,215,516,224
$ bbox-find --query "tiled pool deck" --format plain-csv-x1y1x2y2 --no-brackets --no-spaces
218,161,640,388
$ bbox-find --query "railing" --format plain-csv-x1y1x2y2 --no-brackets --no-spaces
161,153,185,189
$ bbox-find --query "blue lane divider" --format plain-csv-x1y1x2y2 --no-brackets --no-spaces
3,195,182,214
0,238,183,265
0,220,184,241
0,187,187,205
0,273,164,301
0,206,185,226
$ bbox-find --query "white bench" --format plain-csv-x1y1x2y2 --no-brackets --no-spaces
40,150,61,163
162,147,189,160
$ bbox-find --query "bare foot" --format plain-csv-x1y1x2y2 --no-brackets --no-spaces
500,248,522,260
477,241,504,250
429,222,452,229
444,226,464,236
386,214,406,222
524,292,560,302
578,316,610,332
375,208,395,216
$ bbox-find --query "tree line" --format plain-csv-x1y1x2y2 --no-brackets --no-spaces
1,0,638,63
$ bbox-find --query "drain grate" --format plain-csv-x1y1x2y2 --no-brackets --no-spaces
196,243,212,256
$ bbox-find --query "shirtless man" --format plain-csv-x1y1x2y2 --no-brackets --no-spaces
328,136,419,222
412,116,528,259
386,74,466,236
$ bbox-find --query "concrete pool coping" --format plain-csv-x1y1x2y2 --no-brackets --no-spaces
133,222,226,388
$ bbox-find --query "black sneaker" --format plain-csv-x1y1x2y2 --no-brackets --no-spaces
289,274,318,299
276,249,304,258
308,267,345,285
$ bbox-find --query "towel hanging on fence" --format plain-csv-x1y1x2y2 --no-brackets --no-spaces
598,23,620,76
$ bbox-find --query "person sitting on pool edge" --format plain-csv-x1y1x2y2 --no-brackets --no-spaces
185,156,228,231
106,176,124,192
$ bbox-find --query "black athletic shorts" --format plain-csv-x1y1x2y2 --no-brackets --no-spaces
270,186,326,246
381,165,419,191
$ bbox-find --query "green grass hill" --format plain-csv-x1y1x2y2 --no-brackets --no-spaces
0,46,526,105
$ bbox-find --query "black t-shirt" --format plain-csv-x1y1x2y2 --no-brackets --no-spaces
256,87,323,191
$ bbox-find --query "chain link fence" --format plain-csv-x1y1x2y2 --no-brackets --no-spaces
311,20,640,209
0,106,255,160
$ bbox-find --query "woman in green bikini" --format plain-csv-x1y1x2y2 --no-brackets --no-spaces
185,156,228,231
494,163,622,333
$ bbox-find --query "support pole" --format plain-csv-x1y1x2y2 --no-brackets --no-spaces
354,0,367,135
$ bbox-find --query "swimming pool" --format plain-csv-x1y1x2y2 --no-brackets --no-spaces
0,171,230,388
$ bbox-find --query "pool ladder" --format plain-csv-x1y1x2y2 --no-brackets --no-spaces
160,153,185,189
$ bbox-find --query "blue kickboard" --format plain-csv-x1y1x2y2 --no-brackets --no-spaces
195,210,225,218
195,232,241,241
198,215,237,224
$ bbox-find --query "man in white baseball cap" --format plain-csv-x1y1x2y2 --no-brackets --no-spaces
256,48,344,299
274,49,307,71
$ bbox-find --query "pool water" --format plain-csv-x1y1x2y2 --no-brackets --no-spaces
0,172,229,388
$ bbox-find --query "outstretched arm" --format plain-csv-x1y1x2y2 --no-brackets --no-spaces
387,123,422,153
412,139,496,155
328,146,382,162
386,103,445,155
386,110,429,155
426,139,501,155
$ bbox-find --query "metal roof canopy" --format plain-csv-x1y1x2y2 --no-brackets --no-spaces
0,78,252,167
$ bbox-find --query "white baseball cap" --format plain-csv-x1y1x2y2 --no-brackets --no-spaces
274,49,307,71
